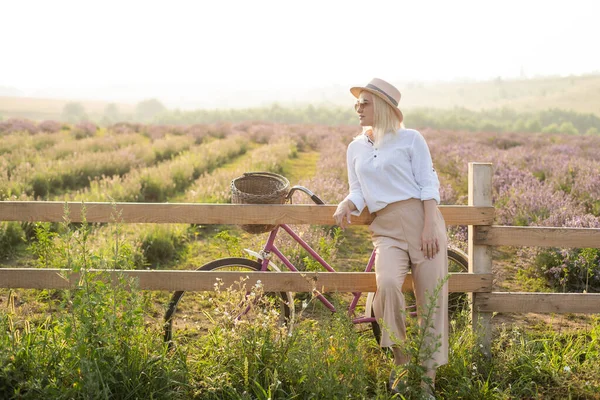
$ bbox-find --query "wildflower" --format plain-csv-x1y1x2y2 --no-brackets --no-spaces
563,365,571,373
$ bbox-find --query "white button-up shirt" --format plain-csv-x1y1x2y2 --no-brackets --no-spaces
345,128,440,215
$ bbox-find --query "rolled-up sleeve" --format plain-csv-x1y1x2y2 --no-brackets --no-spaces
410,133,440,204
345,144,366,216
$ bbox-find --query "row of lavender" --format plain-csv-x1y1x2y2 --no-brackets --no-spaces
0,121,241,200
0,121,311,201
0,121,314,271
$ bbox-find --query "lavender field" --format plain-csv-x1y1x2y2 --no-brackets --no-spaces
0,119,599,399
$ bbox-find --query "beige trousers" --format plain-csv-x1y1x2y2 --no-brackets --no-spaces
369,198,448,369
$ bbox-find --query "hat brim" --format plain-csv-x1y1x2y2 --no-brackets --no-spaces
350,86,404,123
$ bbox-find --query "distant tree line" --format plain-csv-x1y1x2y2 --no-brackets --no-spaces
60,99,168,125
154,104,356,126
407,107,600,135
6,100,596,135
154,104,600,135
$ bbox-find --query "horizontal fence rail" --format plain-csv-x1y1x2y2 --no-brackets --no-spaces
0,202,495,226
475,225,600,248
476,292,600,314
0,269,493,293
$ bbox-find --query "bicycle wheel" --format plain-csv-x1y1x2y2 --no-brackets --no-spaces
163,257,293,344
447,247,469,318
370,248,469,344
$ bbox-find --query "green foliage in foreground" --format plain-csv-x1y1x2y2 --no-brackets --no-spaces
3,282,599,399
1,278,189,399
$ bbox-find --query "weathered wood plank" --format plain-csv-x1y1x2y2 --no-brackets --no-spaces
476,292,600,314
475,226,600,248
0,202,494,226
0,269,492,293
469,163,494,354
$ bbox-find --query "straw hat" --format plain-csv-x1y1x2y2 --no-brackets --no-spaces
350,78,404,123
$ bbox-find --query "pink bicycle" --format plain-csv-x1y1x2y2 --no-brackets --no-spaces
163,180,469,344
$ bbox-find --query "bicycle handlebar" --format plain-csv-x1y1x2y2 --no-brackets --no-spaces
286,185,325,205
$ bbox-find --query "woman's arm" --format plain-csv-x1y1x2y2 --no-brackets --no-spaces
345,143,366,215
410,132,442,259
410,132,441,204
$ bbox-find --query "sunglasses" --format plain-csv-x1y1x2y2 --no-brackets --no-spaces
354,100,369,112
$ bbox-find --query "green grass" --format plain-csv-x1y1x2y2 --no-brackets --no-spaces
335,226,373,272
280,150,319,183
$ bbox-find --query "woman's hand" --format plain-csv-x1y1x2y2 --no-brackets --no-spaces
420,222,440,260
333,199,356,229
421,199,440,260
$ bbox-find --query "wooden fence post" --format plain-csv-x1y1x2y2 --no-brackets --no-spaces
468,162,493,355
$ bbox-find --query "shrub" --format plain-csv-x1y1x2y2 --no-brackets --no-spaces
525,118,542,132
559,121,580,135
0,118,39,135
29,174,61,199
542,123,560,134
135,99,167,122
61,102,87,123
141,226,187,268
37,120,62,133
72,121,97,139
0,222,25,258
536,248,600,293
586,127,599,135
139,175,166,202
109,122,144,134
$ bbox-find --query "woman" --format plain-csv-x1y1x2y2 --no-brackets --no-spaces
333,78,448,395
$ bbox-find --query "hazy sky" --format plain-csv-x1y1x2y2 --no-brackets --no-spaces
2,0,599,105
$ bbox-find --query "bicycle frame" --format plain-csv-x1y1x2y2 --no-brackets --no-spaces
255,223,378,325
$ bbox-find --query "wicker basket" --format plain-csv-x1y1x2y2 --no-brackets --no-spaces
231,172,290,234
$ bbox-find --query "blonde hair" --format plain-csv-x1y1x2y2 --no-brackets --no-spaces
370,92,403,145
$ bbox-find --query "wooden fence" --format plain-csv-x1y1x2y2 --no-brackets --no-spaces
1,162,599,352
